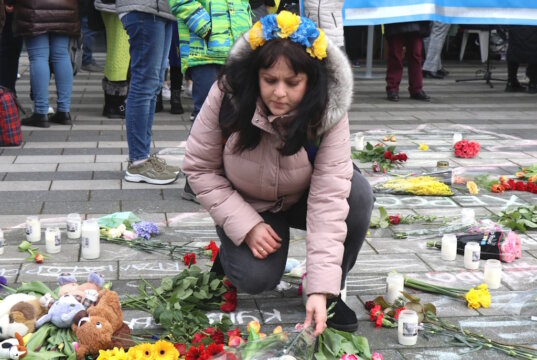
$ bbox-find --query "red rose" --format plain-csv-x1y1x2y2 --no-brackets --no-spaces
220,301,236,313
375,312,384,328
185,344,204,360
227,328,241,339
370,305,381,321
515,181,527,191
364,301,376,310
384,151,392,160
204,327,225,345
389,215,400,225
183,253,196,266
201,343,224,359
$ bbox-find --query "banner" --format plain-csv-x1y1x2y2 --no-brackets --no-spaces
343,0,537,26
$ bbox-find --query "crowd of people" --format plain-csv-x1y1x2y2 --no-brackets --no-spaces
1,0,536,336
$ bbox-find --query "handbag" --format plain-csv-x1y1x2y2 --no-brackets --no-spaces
0,86,23,147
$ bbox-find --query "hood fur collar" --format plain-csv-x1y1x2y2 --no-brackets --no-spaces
228,32,354,135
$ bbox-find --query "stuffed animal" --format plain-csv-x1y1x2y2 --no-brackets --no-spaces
0,333,27,359
57,272,104,306
71,290,133,360
35,294,85,329
0,294,45,340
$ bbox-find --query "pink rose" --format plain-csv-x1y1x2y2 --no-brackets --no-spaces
372,353,384,360
340,354,359,360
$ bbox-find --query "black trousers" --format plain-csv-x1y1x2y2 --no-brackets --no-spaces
0,13,23,94
216,169,375,294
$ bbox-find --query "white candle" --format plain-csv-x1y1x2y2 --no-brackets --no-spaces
0,228,4,255
385,272,404,304
81,219,100,260
397,310,419,345
441,234,457,261
353,134,364,151
453,132,463,145
25,216,41,243
45,227,61,254
66,213,82,239
461,208,475,227
464,242,480,270
484,259,502,289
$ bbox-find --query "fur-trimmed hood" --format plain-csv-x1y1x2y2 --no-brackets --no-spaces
227,31,354,136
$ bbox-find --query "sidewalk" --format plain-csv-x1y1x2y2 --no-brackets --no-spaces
1,56,536,359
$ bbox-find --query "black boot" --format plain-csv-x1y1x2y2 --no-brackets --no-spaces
21,113,50,128
528,82,537,94
181,178,199,204
49,111,72,125
155,91,163,113
170,90,184,114
103,94,126,119
326,295,358,332
505,80,526,92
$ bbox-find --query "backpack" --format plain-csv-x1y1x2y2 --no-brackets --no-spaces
0,86,22,147
69,35,83,76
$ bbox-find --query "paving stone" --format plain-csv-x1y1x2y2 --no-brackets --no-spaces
1,148,62,156
15,155,95,164
18,261,117,282
24,141,98,148
0,156,16,164
50,179,120,190
24,132,69,141
63,148,122,155
0,201,43,215
375,195,458,209
118,260,186,280
400,347,510,360
121,200,186,213
351,254,430,275
57,163,121,172
0,190,88,203
4,171,93,181
0,263,22,283
90,189,163,201
91,171,125,180
42,200,120,214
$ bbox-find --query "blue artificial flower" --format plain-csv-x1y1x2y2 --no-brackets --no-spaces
0,276,6,287
260,14,279,40
133,221,159,240
290,18,319,48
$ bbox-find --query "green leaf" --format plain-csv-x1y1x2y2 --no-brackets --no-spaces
161,277,173,291
15,281,54,296
365,142,373,150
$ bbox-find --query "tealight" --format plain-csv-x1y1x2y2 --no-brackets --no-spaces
385,272,404,304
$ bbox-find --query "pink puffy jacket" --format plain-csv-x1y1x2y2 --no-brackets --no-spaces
182,33,354,296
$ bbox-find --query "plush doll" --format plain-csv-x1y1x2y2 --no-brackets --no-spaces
0,294,45,340
0,332,27,359
71,290,133,360
35,295,85,329
57,272,104,306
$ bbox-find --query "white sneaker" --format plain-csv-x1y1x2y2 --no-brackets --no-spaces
162,85,171,101
32,106,55,114
185,83,193,98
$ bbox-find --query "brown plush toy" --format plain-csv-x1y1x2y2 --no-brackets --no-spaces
71,290,133,360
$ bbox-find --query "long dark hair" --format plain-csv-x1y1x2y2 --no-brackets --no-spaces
218,38,329,156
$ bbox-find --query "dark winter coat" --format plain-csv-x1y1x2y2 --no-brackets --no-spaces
0,0,5,37
384,21,431,38
13,0,80,37
507,26,537,64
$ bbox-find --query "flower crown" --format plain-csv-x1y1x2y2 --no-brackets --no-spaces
249,11,327,60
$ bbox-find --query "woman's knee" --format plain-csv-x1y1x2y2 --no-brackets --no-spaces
230,268,281,295
349,170,375,211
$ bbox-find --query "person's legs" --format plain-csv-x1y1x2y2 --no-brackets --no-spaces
25,34,51,115
405,33,424,96
49,34,73,113
0,13,23,94
190,64,222,121
81,16,96,66
527,63,537,93
169,21,184,114
385,34,404,95
422,22,450,74
216,212,290,294
505,61,526,92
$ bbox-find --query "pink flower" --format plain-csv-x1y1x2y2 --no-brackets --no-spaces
340,354,359,360
122,230,137,240
372,353,384,360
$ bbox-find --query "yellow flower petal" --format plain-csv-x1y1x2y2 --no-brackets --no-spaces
306,29,327,60
153,340,179,360
276,11,301,38
418,144,429,151
249,21,266,50
467,181,479,195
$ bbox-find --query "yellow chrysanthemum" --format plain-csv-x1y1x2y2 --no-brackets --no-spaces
476,283,488,291
249,21,266,50
478,290,491,308
418,143,429,151
276,11,301,38
135,343,155,359
153,340,179,360
307,29,327,60
126,347,139,360
467,181,479,195
464,288,480,309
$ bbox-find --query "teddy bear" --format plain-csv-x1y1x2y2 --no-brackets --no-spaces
0,294,45,340
71,290,133,360
35,294,85,329
57,272,104,306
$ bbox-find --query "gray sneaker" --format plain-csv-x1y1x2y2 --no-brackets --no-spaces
124,157,178,185
149,154,180,174
81,62,104,72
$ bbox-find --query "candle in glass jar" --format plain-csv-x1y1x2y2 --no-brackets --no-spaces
385,272,404,304
0,228,4,255
397,310,419,345
353,134,364,151
66,213,82,239
45,227,61,254
453,132,463,145
484,259,502,289
26,216,41,243
464,242,480,270
441,234,457,261
81,219,100,259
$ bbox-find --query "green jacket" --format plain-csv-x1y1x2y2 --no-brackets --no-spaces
169,0,252,74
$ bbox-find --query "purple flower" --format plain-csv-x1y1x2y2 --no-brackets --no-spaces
132,221,159,240
0,276,7,287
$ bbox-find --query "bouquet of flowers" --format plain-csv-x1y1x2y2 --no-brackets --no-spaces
373,172,453,196
454,139,480,158
352,142,407,173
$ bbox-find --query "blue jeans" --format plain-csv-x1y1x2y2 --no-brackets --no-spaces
191,64,222,120
81,16,96,65
121,12,172,162
25,34,73,114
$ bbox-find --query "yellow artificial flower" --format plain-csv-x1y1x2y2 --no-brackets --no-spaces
249,21,266,50
467,181,479,195
418,143,429,151
476,283,488,291
126,347,140,360
135,343,155,360
478,290,491,308
97,347,127,360
276,11,301,38
307,29,327,60
153,340,179,360
464,288,480,309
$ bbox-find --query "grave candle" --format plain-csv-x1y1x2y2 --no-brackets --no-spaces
45,227,61,254
453,132,463,145
385,272,404,304
66,213,82,239
26,216,41,243
353,134,364,151
484,259,502,289
0,228,4,255
81,219,100,260
441,234,457,261
397,310,419,345
464,241,480,270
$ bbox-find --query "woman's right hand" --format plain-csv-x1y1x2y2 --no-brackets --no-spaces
244,222,282,259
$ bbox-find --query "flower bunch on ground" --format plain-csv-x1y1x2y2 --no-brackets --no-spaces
497,205,537,233
515,164,537,182
375,176,453,196
454,139,480,158
97,340,178,360
352,142,407,173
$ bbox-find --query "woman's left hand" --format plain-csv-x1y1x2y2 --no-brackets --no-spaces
303,293,327,336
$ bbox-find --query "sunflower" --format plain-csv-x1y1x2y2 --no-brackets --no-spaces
153,340,179,360
134,343,155,359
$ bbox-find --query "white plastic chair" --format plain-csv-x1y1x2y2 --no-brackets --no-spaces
459,29,489,63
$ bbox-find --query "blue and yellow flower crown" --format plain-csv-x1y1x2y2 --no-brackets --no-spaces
249,11,327,60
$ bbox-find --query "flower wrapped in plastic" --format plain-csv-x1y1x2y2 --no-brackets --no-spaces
373,173,453,196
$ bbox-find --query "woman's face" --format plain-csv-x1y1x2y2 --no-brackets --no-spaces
258,57,308,117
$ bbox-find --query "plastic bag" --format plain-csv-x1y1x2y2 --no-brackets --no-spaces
97,211,141,228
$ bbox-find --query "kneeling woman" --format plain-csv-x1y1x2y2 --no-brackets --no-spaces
182,12,374,336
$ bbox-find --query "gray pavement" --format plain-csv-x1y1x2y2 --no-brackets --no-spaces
1,55,537,359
